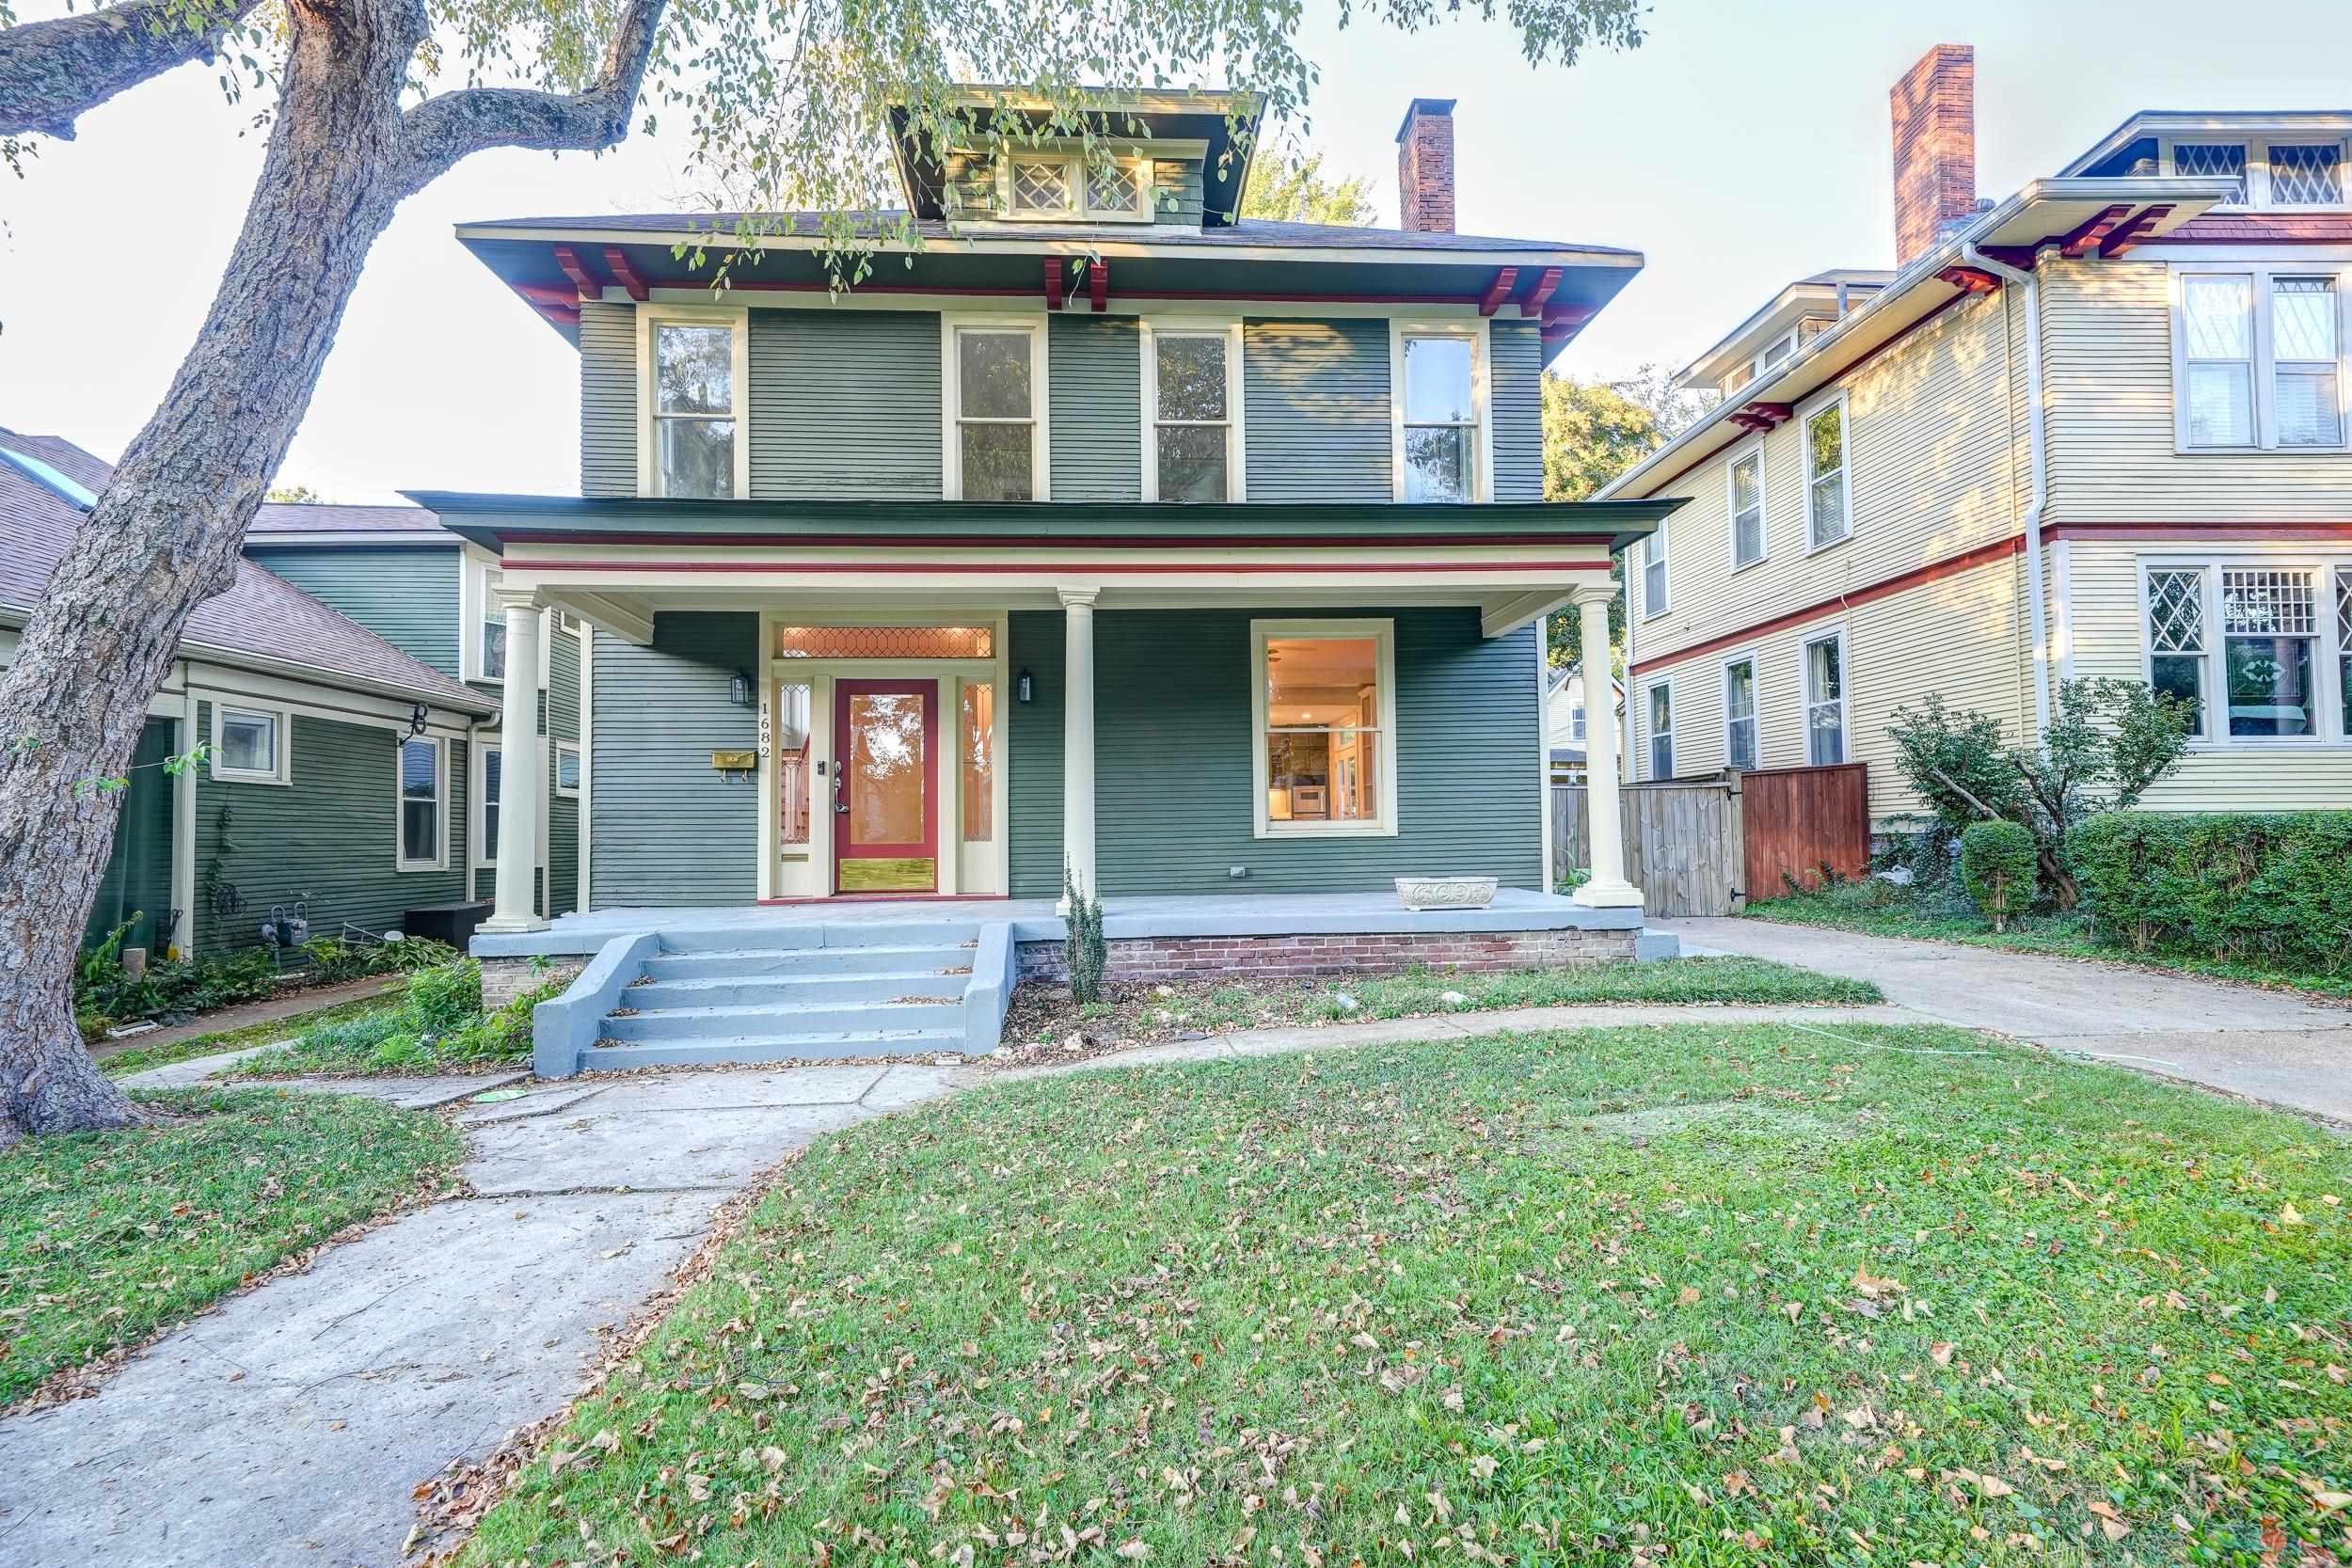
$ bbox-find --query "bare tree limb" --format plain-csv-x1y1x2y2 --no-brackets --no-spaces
0,0,259,138
395,0,664,186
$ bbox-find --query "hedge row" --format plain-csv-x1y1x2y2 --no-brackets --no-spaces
2072,811,2352,974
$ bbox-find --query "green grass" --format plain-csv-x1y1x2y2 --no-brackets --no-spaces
221,1005,530,1079
458,1022,2351,1567
1751,880,2352,1000
1010,956,1883,1047
97,990,405,1079
0,1087,462,1405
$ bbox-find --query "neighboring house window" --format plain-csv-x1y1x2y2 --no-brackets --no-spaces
1251,619,1398,837
1724,657,1758,771
397,735,446,871
1569,702,1587,742
1729,448,1766,569
1804,632,1847,764
2171,142,2249,203
2220,567,2320,738
1646,682,1673,780
2177,269,2348,451
2145,566,2210,736
1142,325,1240,502
650,317,742,499
212,703,291,784
555,742,581,799
477,744,501,863
1397,331,1481,502
1642,515,1668,618
1804,399,1851,548
946,320,1045,500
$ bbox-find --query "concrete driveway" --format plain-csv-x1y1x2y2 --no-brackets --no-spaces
1662,916,2352,1124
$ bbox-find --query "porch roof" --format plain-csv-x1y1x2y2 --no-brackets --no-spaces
406,493,1681,558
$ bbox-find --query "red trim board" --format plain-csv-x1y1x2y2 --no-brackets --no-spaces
510,530,1626,551
1629,535,2025,677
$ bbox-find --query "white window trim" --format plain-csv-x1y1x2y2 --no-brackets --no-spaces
941,313,1052,501
1137,318,1246,502
210,701,293,785
460,550,501,685
1389,319,1494,503
1725,440,1769,573
1801,390,1854,554
1801,627,1850,766
2159,134,2351,212
1641,511,1670,621
2169,264,2351,453
555,740,582,799
1248,617,1400,839
637,304,753,500
2136,555,2352,750
1720,650,1762,773
991,148,1157,223
1643,677,1674,782
394,733,450,873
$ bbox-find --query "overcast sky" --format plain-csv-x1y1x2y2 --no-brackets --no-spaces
4,0,2350,502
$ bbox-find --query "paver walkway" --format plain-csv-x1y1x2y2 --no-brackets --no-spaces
1661,916,2352,1124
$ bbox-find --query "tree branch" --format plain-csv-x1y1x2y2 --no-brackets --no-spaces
0,0,258,138
396,0,664,187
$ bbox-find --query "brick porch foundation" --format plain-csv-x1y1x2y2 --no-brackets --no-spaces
480,956,584,1010
1016,927,1637,985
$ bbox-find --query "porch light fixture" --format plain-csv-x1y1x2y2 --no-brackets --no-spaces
1016,668,1034,705
729,669,754,707
407,704,428,737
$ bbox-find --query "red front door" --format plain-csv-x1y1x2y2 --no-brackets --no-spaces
833,679,939,894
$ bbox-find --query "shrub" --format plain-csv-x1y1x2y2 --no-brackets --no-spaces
1960,820,2038,933
405,958,484,1037
297,933,459,984
1063,858,1106,1006
2073,811,2352,974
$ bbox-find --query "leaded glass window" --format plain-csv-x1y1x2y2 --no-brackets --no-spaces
2267,144,2343,206
2173,142,2248,202
2146,567,2209,735
1087,161,1142,215
2220,568,2319,737
2337,570,2352,738
1009,156,1073,214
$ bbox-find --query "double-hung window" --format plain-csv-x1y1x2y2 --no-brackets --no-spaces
397,735,446,871
1645,683,1674,780
477,744,502,863
946,321,1045,500
648,316,744,499
1396,330,1482,501
2144,562,2352,741
1642,515,1669,618
2176,267,2349,451
1724,657,1758,771
1804,632,1847,765
213,703,290,784
2338,570,2352,739
1142,325,1239,502
1728,448,1766,569
1252,620,1397,837
2221,569,2321,738
1569,701,1587,742
1804,398,1851,548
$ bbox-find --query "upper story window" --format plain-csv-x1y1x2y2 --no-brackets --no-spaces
1804,398,1851,549
995,151,1153,221
1569,700,1586,741
1142,323,1241,502
2165,136,2348,208
945,319,1048,500
646,312,746,499
1642,514,1668,618
1722,363,1755,397
1728,448,1766,570
2174,267,2347,451
1394,328,1485,502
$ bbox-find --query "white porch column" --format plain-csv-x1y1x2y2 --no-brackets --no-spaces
1570,589,1644,910
1058,587,1099,911
481,590,548,934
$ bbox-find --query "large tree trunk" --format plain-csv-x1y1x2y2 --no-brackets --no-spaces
0,0,432,1142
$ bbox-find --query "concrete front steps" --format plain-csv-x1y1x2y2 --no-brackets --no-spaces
534,921,1016,1076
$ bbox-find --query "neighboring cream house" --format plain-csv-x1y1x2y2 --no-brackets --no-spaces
1601,43,2352,824
1545,662,1625,782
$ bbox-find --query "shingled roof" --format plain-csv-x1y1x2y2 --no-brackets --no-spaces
0,431,494,717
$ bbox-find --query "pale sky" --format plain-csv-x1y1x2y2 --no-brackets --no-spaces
4,0,2350,503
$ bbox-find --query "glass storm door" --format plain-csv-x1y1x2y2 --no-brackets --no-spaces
833,679,938,893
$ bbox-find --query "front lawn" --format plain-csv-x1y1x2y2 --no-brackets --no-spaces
459,1022,2351,1566
0,1088,462,1405
1008,956,1883,1050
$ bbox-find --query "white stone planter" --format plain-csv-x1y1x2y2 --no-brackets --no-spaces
1394,875,1498,911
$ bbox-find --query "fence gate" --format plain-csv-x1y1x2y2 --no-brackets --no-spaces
1739,762,1870,897
1550,778,1743,918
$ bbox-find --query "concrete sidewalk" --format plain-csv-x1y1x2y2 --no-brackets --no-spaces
1660,916,2352,1124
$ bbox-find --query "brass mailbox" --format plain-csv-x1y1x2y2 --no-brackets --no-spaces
709,750,758,771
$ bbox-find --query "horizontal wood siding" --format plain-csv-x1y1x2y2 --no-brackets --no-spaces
1159,157,1211,225
1050,315,1142,501
548,627,582,914
192,703,471,953
588,614,759,906
1008,607,1544,897
1242,319,1392,502
242,546,463,679
749,309,942,499
85,718,176,955
1489,319,1545,501
580,301,639,498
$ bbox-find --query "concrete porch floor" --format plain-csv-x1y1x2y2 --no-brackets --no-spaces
472,887,1651,959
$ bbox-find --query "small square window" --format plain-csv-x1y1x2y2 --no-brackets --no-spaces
214,705,290,784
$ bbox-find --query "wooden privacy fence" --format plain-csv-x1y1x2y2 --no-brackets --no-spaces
1550,762,1868,918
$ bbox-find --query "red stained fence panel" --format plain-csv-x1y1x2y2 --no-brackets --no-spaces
1740,763,1869,900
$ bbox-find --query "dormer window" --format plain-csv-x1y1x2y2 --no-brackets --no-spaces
2163,136,2348,208
992,151,1153,221
2269,143,2344,206
2172,143,2249,203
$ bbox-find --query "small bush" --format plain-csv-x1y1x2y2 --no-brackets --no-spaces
405,958,484,1036
1064,859,1106,1006
2074,811,2352,974
1960,820,2038,933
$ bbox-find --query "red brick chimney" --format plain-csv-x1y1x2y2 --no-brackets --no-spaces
1889,44,1976,266
1396,98,1457,234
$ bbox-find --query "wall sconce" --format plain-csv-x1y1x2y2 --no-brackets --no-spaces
1015,668,1035,705
407,704,428,737
729,669,755,707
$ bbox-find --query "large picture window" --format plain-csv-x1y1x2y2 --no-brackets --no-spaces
1804,632,1847,765
946,322,1044,500
1396,331,1482,502
397,736,446,871
650,317,742,498
1142,325,1238,502
2143,561,2352,744
2221,568,2320,737
2174,267,2349,451
1251,620,1397,837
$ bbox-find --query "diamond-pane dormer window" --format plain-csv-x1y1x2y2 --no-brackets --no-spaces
1010,157,1072,213
2268,144,2343,206
1088,162,1141,214
2174,142,2249,202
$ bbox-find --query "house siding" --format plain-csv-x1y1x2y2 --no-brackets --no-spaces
1049,315,1142,501
588,613,760,907
580,301,639,498
1006,607,1544,898
748,309,943,499
84,718,177,956
1490,320,1545,502
1242,319,1392,502
242,545,464,680
192,703,470,953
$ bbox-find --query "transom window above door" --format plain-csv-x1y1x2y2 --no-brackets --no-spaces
774,625,995,659
947,322,1046,501
1143,325,1240,502
649,316,744,499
